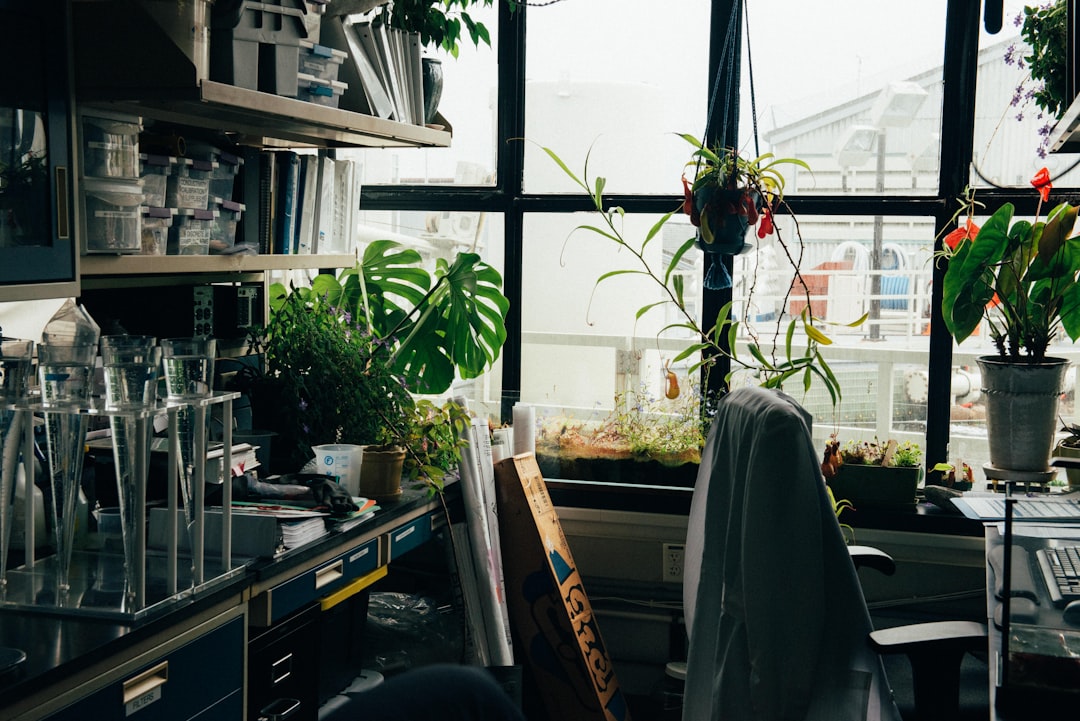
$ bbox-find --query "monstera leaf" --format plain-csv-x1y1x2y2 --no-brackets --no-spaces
269,240,509,396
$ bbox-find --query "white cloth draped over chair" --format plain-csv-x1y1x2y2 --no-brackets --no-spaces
682,386,903,721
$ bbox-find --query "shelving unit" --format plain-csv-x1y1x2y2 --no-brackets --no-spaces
83,80,450,151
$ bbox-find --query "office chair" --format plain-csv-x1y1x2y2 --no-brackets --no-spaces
682,386,986,721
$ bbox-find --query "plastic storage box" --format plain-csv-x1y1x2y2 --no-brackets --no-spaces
184,140,244,202
298,40,346,84
168,208,218,255
166,158,216,210
141,206,177,256
139,153,176,208
211,0,309,96
83,177,144,253
82,112,142,179
209,198,246,254
297,72,347,108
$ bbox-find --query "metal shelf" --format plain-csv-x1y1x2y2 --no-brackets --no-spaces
85,80,450,150
80,254,356,285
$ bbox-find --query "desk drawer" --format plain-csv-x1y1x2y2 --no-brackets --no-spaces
46,614,245,721
386,515,433,561
263,537,379,625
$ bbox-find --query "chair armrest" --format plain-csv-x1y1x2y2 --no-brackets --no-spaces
870,620,988,721
869,620,987,655
849,545,896,576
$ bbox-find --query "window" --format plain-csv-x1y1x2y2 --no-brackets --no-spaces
357,0,1080,491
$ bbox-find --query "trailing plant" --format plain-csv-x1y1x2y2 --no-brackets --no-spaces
540,140,861,408
938,169,1080,363
1003,0,1068,156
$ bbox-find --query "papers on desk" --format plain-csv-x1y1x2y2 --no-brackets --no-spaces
952,494,1080,521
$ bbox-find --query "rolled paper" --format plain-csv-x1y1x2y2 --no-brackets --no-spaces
512,404,535,456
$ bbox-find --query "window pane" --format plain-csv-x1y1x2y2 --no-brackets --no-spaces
972,1,1080,187
728,214,935,499
341,6,499,186
521,211,705,486
522,0,710,195
739,1,946,196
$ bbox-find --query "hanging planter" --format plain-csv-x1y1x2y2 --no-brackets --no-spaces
680,135,809,290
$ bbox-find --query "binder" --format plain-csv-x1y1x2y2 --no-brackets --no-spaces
274,150,300,255
295,153,319,254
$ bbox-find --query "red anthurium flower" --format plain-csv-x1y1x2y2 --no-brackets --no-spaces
944,218,979,249
1031,167,1052,202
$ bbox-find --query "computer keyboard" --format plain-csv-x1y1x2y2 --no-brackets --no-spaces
1036,546,1080,607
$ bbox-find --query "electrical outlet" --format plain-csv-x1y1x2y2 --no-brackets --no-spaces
662,542,685,583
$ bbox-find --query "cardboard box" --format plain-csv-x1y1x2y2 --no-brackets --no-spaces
493,453,631,721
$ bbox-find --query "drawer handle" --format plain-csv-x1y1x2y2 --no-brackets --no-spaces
260,697,301,721
271,652,293,685
315,559,343,589
123,660,168,705
395,526,416,542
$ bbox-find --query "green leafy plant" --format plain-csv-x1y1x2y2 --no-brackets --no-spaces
374,0,510,56
306,240,509,395
246,241,507,483
250,286,415,471
939,171,1080,363
400,398,472,489
540,140,860,407
826,484,856,544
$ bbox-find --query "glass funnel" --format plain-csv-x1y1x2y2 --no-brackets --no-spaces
161,337,216,586
100,335,159,610
38,342,96,595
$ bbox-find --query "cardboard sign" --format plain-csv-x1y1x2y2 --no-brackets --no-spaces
494,453,631,721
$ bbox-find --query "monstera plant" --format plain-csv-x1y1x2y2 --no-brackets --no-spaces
246,240,508,471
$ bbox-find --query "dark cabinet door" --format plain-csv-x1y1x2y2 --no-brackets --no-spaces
0,0,76,297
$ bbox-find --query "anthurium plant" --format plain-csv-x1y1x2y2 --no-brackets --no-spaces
940,168,1080,363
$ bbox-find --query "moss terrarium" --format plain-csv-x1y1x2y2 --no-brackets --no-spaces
534,382,706,487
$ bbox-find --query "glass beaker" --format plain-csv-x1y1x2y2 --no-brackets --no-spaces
101,336,159,610
161,337,216,586
38,342,96,594
0,338,34,587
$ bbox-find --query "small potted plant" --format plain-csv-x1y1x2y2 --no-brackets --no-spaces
821,436,923,510
1054,418,1080,487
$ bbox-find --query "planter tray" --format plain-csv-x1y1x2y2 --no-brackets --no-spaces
827,465,921,510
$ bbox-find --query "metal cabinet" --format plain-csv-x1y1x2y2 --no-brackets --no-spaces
42,610,245,721
0,0,77,301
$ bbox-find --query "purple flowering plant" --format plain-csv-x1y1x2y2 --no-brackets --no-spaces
1003,1,1068,157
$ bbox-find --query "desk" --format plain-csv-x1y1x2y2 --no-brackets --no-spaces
984,523,1080,719
0,481,455,720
